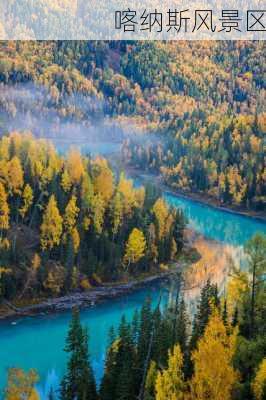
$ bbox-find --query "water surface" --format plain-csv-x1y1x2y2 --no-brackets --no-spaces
0,284,168,398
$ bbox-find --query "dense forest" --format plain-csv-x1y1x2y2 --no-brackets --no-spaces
0,41,265,210
0,132,185,304
0,39,265,400
4,231,266,400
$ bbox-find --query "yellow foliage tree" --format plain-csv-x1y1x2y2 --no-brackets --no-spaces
0,182,9,232
155,344,185,400
227,269,249,318
92,193,105,235
7,156,24,195
5,368,39,400
40,195,63,251
64,195,80,234
43,264,65,295
92,157,114,205
190,308,239,400
252,358,266,400
152,198,171,240
19,184,33,220
118,173,136,216
71,226,80,254
123,228,146,268
66,148,84,185
111,192,123,237
61,168,72,193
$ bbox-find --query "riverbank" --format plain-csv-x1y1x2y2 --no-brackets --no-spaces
127,168,266,222
0,267,182,321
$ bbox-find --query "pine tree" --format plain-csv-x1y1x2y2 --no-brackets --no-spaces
100,316,136,400
222,299,228,326
175,298,188,356
232,306,238,327
60,308,97,400
190,280,220,350
244,233,266,338
136,299,153,387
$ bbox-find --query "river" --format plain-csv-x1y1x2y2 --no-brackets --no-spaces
0,147,265,398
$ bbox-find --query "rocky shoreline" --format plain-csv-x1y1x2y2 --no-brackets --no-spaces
0,271,177,322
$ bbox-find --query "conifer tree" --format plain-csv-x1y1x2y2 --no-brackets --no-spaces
190,280,219,350
244,233,266,338
175,298,188,356
60,308,97,400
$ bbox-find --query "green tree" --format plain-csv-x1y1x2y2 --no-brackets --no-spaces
244,233,266,338
60,308,97,400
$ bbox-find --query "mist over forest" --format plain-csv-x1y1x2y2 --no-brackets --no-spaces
0,82,126,145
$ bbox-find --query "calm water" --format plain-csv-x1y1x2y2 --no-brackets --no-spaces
164,192,266,246
0,285,169,398
0,151,265,397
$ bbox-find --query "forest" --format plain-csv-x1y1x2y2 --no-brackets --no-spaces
4,231,266,400
0,39,265,400
0,41,265,210
0,132,185,304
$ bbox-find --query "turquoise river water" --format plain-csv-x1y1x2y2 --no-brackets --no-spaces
0,178,265,398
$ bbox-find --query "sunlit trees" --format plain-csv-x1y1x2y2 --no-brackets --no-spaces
40,195,63,251
0,132,185,301
92,157,114,205
190,308,239,400
65,148,84,185
64,195,80,235
252,358,266,400
155,344,185,400
111,192,123,238
19,184,33,221
5,368,39,400
0,182,9,233
124,228,146,269
7,156,24,195
152,198,170,240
